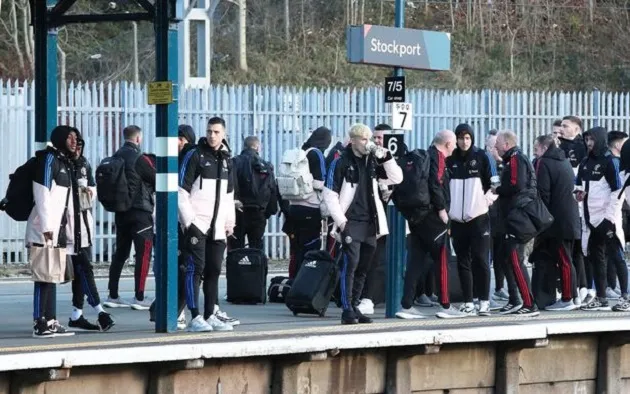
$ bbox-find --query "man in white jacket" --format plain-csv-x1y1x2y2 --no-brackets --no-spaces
323,124,403,325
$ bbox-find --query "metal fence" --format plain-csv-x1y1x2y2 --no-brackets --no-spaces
0,80,625,263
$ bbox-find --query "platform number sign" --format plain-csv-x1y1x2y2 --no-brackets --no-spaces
392,102,413,131
384,134,405,159
384,76,405,103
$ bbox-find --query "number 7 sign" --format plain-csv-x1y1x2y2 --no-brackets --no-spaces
392,102,413,131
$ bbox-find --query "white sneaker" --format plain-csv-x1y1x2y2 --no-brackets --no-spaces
103,297,130,308
356,299,375,315
130,297,153,310
177,312,187,330
606,287,620,300
414,294,435,307
478,301,491,316
187,315,213,332
207,314,234,331
546,300,578,311
213,305,240,326
459,302,477,317
436,305,468,319
395,306,426,319
489,298,503,311
579,288,588,303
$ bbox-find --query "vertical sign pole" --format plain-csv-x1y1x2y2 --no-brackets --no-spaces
154,0,179,333
385,0,407,318
34,1,58,149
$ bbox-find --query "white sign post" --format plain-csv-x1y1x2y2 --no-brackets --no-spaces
392,102,413,131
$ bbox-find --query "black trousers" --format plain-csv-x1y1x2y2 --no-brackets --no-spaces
289,206,322,277
361,235,387,303
573,240,587,289
607,251,628,294
537,238,578,302
402,212,449,309
451,215,491,302
504,238,535,308
493,235,522,305
228,208,267,250
413,252,436,298
492,235,506,292
588,224,628,298
110,211,154,300
71,248,101,309
339,221,377,311
180,224,226,319
33,282,56,321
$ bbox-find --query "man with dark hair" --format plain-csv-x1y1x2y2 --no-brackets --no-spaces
559,115,588,304
178,125,196,152
104,125,156,311
531,134,581,311
178,116,238,331
230,135,278,250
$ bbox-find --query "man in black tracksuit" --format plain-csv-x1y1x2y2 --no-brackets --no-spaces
68,134,115,331
494,130,539,316
531,134,580,311
559,115,588,300
230,136,278,250
447,124,496,316
323,123,403,324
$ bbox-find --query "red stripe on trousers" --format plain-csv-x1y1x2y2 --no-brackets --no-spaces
440,245,449,305
558,246,572,300
139,239,152,293
511,249,532,307
437,152,445,185
510,156,518,185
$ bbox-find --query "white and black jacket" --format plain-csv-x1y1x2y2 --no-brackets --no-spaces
178,139,236,241
26,147,78,253
322,146,403,238
72,155,97,249
447,146,497,223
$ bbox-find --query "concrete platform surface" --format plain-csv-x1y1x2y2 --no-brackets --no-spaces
0,276,629,372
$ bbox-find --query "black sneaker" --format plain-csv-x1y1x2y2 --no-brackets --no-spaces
33,318,54,339
68,316,100,331
581,297,611,311
98,312,115,332
510,306,540,317
47,320,74,337
149,301,155,322
353,306,373,324
613,301,630,312
499,303,522,315
341,309,358,325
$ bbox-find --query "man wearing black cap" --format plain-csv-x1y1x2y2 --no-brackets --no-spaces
447,123,497,317
178,125,196,153
575,127,625,311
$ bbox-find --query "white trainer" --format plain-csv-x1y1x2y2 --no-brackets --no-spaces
357,299,375,315
207,314,234,331
395,307,426,319
177,311,187,330
187,315,213,332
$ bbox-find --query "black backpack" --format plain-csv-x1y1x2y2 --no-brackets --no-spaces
1,157,38,221
96,156,132,212
392,149,431,221
238,156,275,209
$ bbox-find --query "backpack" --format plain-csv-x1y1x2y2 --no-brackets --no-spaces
392,149,431,221
95,156,132,212
237,156,275,209
1,156,38,221
277,148,315,200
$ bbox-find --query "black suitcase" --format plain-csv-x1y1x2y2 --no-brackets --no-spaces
285,250,339,317
226,248,268,304
268,276,293,303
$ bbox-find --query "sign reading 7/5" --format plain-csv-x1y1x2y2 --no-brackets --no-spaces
384,76,405,103
392,102,413,131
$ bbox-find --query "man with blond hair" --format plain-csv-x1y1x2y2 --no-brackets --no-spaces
323,123,403,325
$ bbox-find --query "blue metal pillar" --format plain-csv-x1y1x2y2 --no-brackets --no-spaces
385,0,407,318
34,0,58,147
154,0,179,333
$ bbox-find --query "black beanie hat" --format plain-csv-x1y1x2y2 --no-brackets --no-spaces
50,125,77,155
454,123,475,145
178,124,196,145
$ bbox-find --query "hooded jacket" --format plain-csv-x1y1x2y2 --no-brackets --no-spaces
559,135,587,175
535,146,580,240
113,141,155,215
26,126,79,252
178,138,236,240
178,125,196,146
71,134,98,249
322,144,403,238
325,141,346,169
576,127,623,232
496,146,535,218
447,129,497,223
292,127,332,209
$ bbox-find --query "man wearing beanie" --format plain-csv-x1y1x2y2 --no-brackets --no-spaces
28,125,79,337
178,125,196,152
447,123,498,317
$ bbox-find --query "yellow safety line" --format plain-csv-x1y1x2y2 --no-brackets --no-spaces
1,312,628,354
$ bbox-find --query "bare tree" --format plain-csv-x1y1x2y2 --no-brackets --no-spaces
284,0,290,42
237,0,247,72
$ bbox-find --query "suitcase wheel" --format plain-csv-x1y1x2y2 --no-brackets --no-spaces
292,311,298,316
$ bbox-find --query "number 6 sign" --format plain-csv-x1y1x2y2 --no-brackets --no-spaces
383,134,405,159
392,102,413,131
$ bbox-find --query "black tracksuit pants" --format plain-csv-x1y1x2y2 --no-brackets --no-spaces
33,282,57,321
289,205,322,277
492,235,506,292
537,238,578,302
451,215,491,302
588,224,628,298
607,252,628,294
402,212,449,309
339,221,377,311
110,211,154,301
228,207,267,250
180,224,226,319
504,238,535,308
573,240,588,289
361,235,387,303
71,248,101,309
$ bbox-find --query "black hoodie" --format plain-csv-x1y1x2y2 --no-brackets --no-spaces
535,146,580,239
558,134,587,172
301,127,332,186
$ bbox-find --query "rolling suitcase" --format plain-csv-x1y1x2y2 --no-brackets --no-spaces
226,248,268,304
285,249,340,317
268,276,293,303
